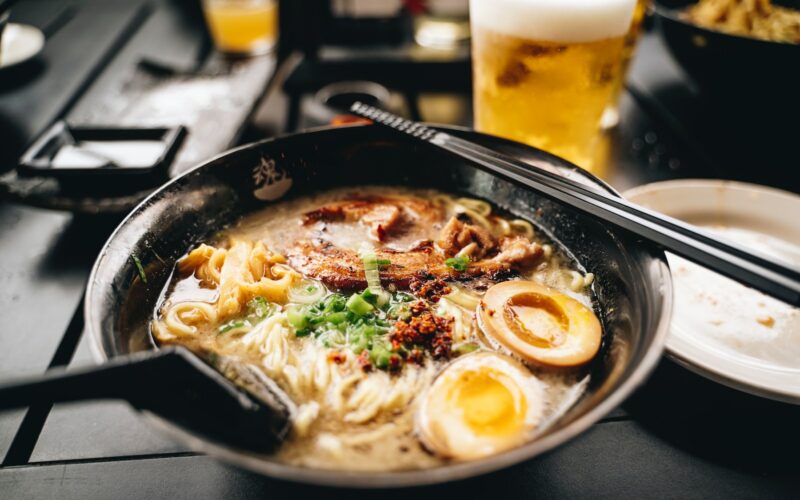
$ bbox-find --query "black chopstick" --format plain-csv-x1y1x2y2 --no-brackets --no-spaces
349,102,800,306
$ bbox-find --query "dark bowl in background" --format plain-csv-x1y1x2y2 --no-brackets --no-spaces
654,0,800,101
653,0,799,182
85,124,672,487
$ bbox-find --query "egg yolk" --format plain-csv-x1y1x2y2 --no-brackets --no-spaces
450,369,526,437
504,293,570,348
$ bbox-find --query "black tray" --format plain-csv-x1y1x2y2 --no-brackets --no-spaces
18,122,186,186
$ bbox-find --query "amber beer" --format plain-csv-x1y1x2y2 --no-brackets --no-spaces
470,0,637,171
203,0,278,55
604,0,649,129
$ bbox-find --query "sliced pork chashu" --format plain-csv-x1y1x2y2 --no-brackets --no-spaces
287,196,544,290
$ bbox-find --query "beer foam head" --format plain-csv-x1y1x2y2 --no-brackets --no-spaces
470,0,636,43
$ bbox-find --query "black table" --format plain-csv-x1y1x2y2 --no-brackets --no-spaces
1,3,798,498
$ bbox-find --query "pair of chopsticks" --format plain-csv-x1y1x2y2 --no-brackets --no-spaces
349,102,800,307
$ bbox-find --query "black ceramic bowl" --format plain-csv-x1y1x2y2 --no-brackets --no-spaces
654,0,800,105
85,125,672,487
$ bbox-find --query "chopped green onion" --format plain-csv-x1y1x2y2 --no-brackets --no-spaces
325,311,349,325
346,293,374,316
286,306,309,330
373,351,392,370
131,255,147,284
246,297,275,320
360,288,378,304
387,303,411,321
445,255,469,272
376,259,391,267
360,247,389,306
394,292,415,303
218,319,250,334
279,290,430,371
368,339,394,369
288,278,326,304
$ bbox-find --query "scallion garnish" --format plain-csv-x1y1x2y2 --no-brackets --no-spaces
279,291,417,370
346,293,374,316
246,297,275,321
218,319,250,334
131,255,147,283
359,247,389,306
288,278,326,304
445,255,469,272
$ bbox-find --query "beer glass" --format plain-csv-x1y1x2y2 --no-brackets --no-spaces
603,0,648,129
202,0,278,56
470,0,638,171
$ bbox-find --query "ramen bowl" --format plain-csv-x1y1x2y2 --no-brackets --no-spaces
85,124,672,487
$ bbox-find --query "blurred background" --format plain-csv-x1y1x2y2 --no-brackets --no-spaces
1,2,799,496
0,0,797,216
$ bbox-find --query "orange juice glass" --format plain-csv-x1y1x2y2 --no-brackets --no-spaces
202,0,278,55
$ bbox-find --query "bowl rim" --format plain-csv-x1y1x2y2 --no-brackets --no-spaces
652,0,800,48
84,124,673,488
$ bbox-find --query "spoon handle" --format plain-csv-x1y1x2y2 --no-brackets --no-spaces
0,350,174,410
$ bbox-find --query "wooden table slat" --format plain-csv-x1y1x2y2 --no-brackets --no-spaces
30,332,190,463
4,417,798,499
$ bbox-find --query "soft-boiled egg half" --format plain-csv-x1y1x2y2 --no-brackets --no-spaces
416,352,544,460
478,281,602,368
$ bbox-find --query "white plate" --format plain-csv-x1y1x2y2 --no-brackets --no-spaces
625,180,800,404
0,23,45,70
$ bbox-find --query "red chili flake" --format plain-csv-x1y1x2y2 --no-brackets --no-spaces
409,276,452,303
390,301,453,360
407,348,425,365
409,300,428,316
357,350,373,372
327,351,347,364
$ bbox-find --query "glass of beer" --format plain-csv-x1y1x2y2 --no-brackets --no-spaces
602,0,649,129
202,0,279,56
470,0,638,171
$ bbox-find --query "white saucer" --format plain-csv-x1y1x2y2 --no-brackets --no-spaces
0,23,45,69
625,180,800,404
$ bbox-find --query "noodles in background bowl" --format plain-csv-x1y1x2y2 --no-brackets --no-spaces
684,0,800,43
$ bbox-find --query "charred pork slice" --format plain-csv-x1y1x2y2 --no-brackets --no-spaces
286,239,522,291
438,214,496,259
301,196,444,242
